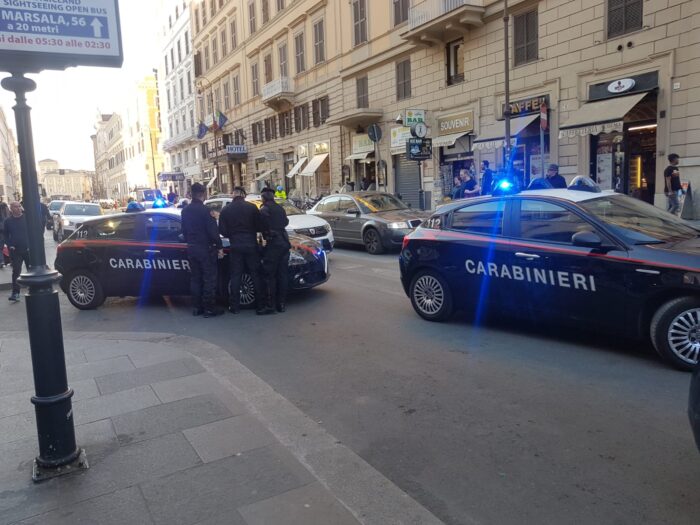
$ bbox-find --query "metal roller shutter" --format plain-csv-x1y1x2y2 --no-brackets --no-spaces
394,154,421,209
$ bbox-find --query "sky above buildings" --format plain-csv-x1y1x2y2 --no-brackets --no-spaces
0,1,161,171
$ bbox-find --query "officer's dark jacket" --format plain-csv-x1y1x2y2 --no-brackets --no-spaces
260,201,290,247
218,197,262,248
181,198,222,249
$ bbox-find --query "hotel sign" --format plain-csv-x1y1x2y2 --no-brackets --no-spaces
437,110,474,136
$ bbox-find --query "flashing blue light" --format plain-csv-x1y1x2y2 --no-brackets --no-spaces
152,198,168,209
491,177,519,196
498,180,513,191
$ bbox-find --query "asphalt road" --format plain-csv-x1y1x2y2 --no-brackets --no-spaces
2,238,699,524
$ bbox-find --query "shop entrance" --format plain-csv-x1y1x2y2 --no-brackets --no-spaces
590,93,657,203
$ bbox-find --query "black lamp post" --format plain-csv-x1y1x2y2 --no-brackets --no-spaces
503,0,512,170
1,73,87,482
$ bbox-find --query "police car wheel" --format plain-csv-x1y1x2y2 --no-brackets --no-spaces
228,273,256,308
66,271,105,310
409,270,453,322
363,228,385,255
650,297,700,371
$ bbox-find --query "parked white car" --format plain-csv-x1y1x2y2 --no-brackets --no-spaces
204,196,334,251
53,201,103,242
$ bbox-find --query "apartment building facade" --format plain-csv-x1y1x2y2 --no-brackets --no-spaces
191,0,700,213
0,107,19,202
41,167,95,201
160,0,201,196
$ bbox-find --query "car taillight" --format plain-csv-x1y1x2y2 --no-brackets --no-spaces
402,236,410,251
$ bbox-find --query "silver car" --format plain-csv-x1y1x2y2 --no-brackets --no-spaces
53,202,103,242
308,192,428,254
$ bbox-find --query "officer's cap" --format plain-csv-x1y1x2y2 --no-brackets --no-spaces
191,182,205,193
261,186,275,194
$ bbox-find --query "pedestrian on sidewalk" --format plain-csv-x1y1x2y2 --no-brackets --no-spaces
664,153,682,216
218,186,271,315
546,164,567,189
0,201,9,268
4,201,31,302
181,183,223,318
260,187,291,313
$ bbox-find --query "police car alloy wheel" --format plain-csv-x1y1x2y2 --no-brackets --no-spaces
229,274,256,307
363,228,385,255
66,271,105,310
650,297,700,371
409,270,454,322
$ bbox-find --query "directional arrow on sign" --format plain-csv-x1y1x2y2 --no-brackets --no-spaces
91,18,103,38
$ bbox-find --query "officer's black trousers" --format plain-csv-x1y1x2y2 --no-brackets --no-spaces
228,246,264,310
262,245,290,308
188,245,217,309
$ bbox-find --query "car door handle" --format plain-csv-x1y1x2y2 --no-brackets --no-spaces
635,268,660,275
515,252,540,260
144,249,161,254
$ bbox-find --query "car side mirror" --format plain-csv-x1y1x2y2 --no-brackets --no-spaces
572,230,603,248
346,207,360,215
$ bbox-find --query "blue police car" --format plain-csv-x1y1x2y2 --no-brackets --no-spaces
399,180,700,370
55,209,329,311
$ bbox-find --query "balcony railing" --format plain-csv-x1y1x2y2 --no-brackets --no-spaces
408,0,482,31
163,129,197,151
261,77,294,108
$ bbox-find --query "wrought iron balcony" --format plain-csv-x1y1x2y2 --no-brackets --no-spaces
403,0,484,45
261,77,294,110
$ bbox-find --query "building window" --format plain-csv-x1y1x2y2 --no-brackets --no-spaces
223,81,231,108
209,0,216,18
232,74,240,105
277,0,285,11
248,1,256,34
264,53,273,84
204,44,210,70
201,2,207,25
513,10,538,66
179,76,185,100
231,19,238,49
607,0,643,38
262,0,270,24
198,96,205,120
356,76,368,108
352,0,367,46
194,8,200,34
396,58,411,100
166,87,171,110
394,0,409,26
170,48,175,70
294,104,309,132
190,109,195,129
312,96,329,127
164,54,169,75
211,36,218,64
185,31,190,54
313,19,325,64
278,42,288,77
446,40,464,85
214,87,221,110
177,41,182,63
206,90,213,114
187,70,192,94
251,63,259,96
279,110,292,136
264,117,276,141
221,28,227,57
294,32,305,74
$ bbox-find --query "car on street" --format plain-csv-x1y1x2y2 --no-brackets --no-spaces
399,185,700,370
52,201,103,242
308,192,429,254
205,196,334,251
46,200,67,230
691,364,700,451
54,208,329,310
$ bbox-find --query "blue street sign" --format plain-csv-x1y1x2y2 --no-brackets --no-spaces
0,0,123,72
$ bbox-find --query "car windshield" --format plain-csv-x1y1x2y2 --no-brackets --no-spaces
580,194,699,244
63,204,102,216
48,201,63,211
279,200,303,216
355,193,408,213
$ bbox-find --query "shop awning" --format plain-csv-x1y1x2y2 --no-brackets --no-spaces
286,157,307,178
473,114,539,150
345,151,373,161
558,92,647,139
432,132,471,148
255,169,275,181
299,153,329,177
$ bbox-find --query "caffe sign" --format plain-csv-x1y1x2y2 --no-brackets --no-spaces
437,110,474,136
504,95,550,117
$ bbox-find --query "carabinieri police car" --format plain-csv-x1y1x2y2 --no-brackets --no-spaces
54,208,329,311
399,178,700,370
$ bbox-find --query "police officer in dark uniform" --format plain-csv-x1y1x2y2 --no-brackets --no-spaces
218,186,272,315
181,183,223,317
260,187,291,313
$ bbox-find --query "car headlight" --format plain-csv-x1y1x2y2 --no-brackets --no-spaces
63,218,72,226
289,251,307,266
388,221,409,229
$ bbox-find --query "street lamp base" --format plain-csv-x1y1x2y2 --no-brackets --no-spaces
32,448,89,483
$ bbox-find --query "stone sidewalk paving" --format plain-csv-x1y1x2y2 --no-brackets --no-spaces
0,331,443,525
